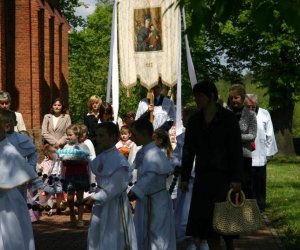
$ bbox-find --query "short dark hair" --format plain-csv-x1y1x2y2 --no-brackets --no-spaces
131,119,153,137
96,122,120,138
193,80,218,102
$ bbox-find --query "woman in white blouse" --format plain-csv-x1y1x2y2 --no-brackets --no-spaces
41,98,71,149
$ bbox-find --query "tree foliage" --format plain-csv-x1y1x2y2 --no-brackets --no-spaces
68,3,112,122
68,2,147,123
177,0,300,36
59,0,86,28
180,0,300,155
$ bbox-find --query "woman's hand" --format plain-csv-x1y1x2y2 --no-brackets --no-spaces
230,182,241,193
148,104,154,112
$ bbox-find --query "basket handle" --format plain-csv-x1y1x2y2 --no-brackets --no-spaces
226,188,245,208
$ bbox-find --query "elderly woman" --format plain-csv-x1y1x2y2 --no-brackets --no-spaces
227,84,257,199
41,98,71,149
0,91,26,132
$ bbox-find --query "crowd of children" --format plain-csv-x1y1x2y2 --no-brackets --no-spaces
0,99,202,250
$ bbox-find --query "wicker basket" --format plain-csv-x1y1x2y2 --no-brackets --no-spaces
213,189,262,235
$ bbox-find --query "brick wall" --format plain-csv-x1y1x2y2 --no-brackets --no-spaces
0,0,5,90
0,0,70,160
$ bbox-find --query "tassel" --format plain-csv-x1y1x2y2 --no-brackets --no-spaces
126,89,130,98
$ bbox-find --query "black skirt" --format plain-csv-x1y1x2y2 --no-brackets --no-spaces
186,171,231,239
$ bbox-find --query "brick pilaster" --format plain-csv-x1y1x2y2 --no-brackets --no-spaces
15,0,32,127
0,0,5,89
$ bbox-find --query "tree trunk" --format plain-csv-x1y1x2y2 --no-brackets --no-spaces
271,104,296,156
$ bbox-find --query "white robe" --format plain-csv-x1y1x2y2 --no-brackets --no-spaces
0,138,37,250
252,108,278,167
171,132,195,239
88,146,137,250
135,97,175,130
131,142,176,250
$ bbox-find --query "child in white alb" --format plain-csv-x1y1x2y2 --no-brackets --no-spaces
0,109,37,250
86,122,137,250
128,119,176,250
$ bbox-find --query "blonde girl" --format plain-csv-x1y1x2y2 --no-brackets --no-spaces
60,124,91,227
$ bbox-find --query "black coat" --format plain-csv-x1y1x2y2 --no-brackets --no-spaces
83,114,98,146
181,105,243,238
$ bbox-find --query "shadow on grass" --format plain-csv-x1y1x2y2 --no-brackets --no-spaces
272,155,300,164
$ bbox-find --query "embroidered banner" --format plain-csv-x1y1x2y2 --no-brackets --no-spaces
118,0,180,90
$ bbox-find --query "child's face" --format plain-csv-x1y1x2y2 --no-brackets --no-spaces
95,128,116,151
120,129,130,142
66,129,79,145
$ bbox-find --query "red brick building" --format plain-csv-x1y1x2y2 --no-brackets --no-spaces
0,0,69,145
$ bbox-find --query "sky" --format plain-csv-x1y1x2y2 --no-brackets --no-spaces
75,0,97,19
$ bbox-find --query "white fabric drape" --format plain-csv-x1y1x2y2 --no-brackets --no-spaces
118,0,180,90
106,0,119,122
182,7,197,88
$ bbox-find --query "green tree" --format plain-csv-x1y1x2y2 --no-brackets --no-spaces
68,3,112,122
181,0,300,155
59,0,86,28
68,2,146,123
177,0,300,36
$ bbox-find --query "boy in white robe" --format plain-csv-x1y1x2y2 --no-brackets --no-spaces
0,109,37,250
128,119,176,250
86,122,137,250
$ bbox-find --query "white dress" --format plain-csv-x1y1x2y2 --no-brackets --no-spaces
131,142,176,250
135,96,175,130
88,146,137,250
0,138,37,250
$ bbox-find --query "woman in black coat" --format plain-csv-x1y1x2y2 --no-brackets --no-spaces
180,80,244,250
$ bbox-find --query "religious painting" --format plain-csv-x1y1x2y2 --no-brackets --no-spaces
134,7,162,52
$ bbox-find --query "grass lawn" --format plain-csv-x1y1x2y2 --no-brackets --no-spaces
266,156,300,250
